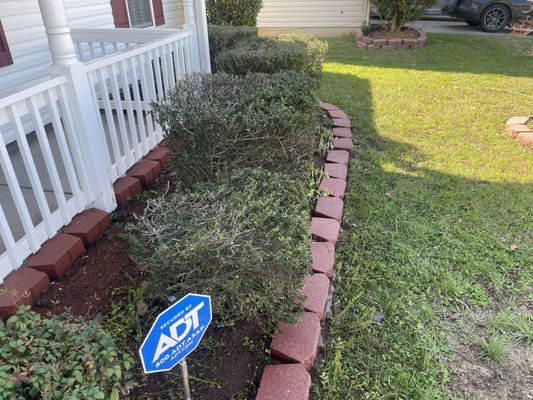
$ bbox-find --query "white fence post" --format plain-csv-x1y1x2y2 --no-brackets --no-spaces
183,0,211,73
37,0,117,212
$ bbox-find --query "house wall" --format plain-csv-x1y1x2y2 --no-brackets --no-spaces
0,0,184,95
257,0,369,36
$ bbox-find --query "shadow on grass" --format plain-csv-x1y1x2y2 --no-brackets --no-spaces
316,70,533,399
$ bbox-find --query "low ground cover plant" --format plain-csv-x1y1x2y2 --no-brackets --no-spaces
216,34,328,79
128,168,311,329
0,306,134,400
152,71,320,185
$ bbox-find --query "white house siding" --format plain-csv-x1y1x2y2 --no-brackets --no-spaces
257,0,369,36
0,0,184,95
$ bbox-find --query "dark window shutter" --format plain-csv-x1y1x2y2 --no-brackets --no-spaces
111,0,130,28
152,0,165,26
0,20,13,67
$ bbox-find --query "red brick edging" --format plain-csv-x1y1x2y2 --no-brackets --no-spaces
0,146,171,318
355,27,427,50
255,102,353,400
505,116,533,147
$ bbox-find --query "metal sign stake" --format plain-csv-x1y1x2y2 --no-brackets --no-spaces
180,359,192,400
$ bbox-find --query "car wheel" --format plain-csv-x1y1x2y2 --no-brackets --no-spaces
479,4,510,32
466,20,479,26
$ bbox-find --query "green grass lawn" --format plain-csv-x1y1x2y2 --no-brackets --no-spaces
316,34,533,400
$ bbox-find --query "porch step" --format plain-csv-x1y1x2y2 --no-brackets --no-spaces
62,208,112,247
26,234,85,280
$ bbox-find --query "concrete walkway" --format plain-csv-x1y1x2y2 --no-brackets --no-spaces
407,17,513,36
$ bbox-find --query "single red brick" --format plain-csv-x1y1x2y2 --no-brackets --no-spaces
506,116,531,125
398,44,411,49
332,127,353,139
404,38,418,46
516,132,533,147
360,36,373,44
388,38,403,46
506,124,531,138
311,242,334,279
302,274,330,320
326,150,350,165
373,38,388,46
26,234,85,280
333,138,354,153
113,176,142,206
356,42,368,49
325,163,348,180
328,109,348,119
270,312,321,371
0,285,32,318
145,147,171,167
319,177,346,199
3,268,50,300
63,208,111,247
256,364,311,400
127,160,161,187
367,45,380,50
319,102,338,111
314,197,344,222
311,217,340,243
332,118,351,128
417,36,428,45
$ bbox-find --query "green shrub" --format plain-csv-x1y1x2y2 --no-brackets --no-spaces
206,0,263,26
372,0,438,31
208,25,258,71
216,35,328,80
152,71,320,185
128,168,311,329
276,34,328,80
0,307,134,400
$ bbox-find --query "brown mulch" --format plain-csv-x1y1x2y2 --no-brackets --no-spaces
33,167,267,400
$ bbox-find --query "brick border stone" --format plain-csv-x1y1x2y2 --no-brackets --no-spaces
355,27,427,50
505,116,533,147
259,102,354,398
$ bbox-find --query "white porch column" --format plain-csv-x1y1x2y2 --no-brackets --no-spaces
183,0,211,73
37,0,78,66
37,0,117,212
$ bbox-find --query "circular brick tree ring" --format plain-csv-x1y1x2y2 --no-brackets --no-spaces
355,27,427,50
505,116,533,147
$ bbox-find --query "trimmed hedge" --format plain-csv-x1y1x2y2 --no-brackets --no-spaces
206,0,263,26
0,307,134,400
128,168,311,328
152,71,320,185
216,35,328,80
208,25,258,71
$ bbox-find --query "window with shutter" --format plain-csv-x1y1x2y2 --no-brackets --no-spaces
111,0,166,29
0,20,13,68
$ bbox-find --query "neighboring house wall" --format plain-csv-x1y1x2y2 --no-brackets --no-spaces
0,0,184,94
257,0,369,36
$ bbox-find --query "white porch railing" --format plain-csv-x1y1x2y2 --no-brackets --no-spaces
0,77,94,282
0,0,210,282
77,29,196,180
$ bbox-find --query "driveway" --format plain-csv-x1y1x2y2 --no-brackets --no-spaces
406,17,513,36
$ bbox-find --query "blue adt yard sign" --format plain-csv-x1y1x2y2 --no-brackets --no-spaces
139,294,212,374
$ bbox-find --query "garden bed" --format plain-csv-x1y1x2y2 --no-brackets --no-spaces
355,26,427,50
32,167,269,399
